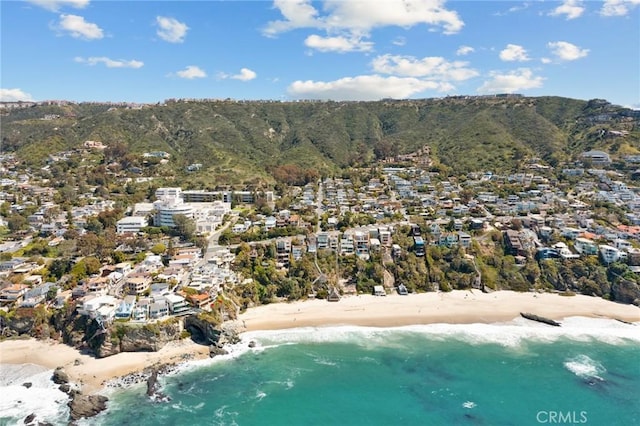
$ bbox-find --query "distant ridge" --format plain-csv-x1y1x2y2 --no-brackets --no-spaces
2,96,638,183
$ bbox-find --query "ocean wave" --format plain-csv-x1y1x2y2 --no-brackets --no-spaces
564,354,606,381
238,316,640,349
0,364,70,425
462,401,477,409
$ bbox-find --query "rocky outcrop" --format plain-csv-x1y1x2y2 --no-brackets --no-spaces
95,333,120,358
92,321,183,358
209,344,228,357
67,394,109,421
7,316,35,335
520,312,561,327
611,280,640,306
184,315,222,345
119,322,181,352
52,367,70,385
49,367,107,422
145,367,171,403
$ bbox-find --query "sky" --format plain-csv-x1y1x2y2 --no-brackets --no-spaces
1,0,639,107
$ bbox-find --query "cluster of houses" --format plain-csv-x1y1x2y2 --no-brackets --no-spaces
4,137,640,319
0,244,241,326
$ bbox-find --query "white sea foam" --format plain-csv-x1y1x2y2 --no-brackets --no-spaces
564,354,606,381
168,339,256,376
0,364,70,425
238,316,640,349
462,401,476,409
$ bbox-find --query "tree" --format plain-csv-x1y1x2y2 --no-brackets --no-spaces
76,233,99,257
151,243,167,255
83,256,102,275
112,250,126,263
49,258,72,280
7,214,28,233
46,286,59,301
172,214,196,240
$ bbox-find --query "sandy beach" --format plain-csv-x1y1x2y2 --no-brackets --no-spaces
0,338,210,393
237,290,640,331
1,290,639,394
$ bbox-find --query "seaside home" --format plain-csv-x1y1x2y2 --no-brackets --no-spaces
0,284,29,305
149,298,169,319
574,238,598,255
115,296,137,320
599,245,626,264
126,274,152,295
132,304,149,322
186,293,212,310
77,295,118,319
165,293,190,316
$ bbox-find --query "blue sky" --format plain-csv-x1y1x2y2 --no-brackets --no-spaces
1,0,639,107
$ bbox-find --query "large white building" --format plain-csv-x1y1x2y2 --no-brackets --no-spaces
153,198,194,227
116,216,148,234
152,187,232,229
155,187,182,199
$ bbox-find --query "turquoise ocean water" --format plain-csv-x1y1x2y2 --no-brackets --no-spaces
2,317,639,426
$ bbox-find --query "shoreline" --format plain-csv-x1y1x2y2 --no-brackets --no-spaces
0,338,211,394
236,290,640,331
1,290,639,395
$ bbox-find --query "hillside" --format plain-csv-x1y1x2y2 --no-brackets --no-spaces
2,96,639,183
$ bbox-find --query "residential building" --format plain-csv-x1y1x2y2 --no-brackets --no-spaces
599,244,626,264
115,296,136,320
126,274,152,295
0,284,29,305
581,150,611,165
458,232,472,249
186,293,211,310
149,298,169,319
165,293,190,315
574,237,598,255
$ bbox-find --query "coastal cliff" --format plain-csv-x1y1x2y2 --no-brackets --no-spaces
93,320,184,358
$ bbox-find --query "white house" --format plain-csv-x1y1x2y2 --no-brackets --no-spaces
599,244,626,264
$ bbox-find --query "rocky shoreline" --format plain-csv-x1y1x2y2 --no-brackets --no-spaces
31,325,245,423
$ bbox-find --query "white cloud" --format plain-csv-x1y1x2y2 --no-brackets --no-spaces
264,0,464,37
156,16,189,43
288,75,452,101
27,0,89,12
549,0,585,19
477,68,544,94
456,45,474,56
547,41,589,61
263,0,321,36
174,65,207,79
499,44,530,62
304,34,373,52
371,54,478,81
392,37,406,46
57,14,103,40
0,88,35,102
231,68,257,81
75,56,144,68
541,57,552,64
600,0,640,16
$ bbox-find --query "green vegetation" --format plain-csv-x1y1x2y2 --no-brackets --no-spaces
3,97,638,183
